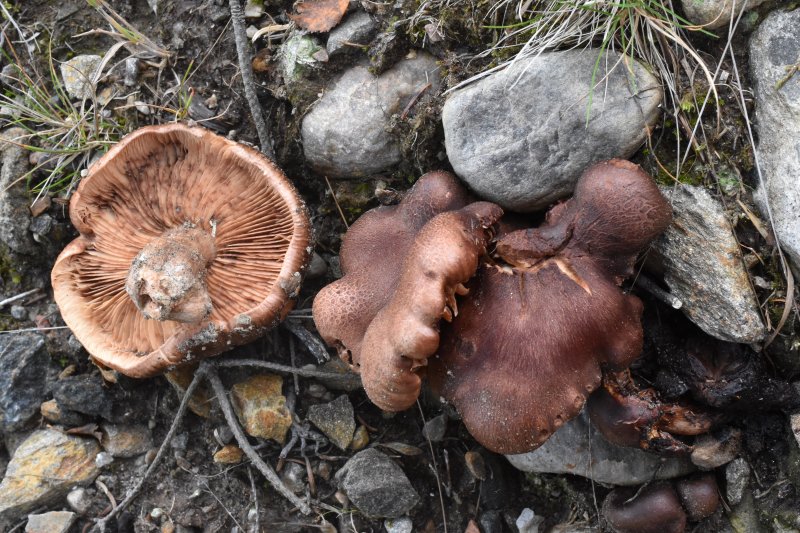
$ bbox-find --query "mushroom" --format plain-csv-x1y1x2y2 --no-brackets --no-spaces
429,159,672,453
52,123,312,377
312,170,501,409
602,474,720,533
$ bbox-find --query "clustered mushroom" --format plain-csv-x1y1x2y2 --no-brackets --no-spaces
52,123,312,377
313,159,672,454
603,473,720,533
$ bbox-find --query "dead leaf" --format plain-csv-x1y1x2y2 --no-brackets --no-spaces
377,442,424,456
290,0,348,33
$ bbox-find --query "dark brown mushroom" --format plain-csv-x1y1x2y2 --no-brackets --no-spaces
675,473,720,522
52,123,312,377
429,159,672,453
603,483,687,533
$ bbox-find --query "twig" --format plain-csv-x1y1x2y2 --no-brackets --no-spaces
217,358,360,383
0,288,41,309
282,319,331,363
632,275,682,309
229,0,274,159
205,362,312,515
417,402,448,533
324,176,349,228
91,364,208,532
247,467,260,533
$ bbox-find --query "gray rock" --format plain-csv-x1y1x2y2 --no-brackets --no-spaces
25,510,76,533
307,395,355,450
244,0,264,18
335,448,419,517
384,516,413,533
0,332,51,433
302,52,441,178
516,508,544,533
52,375,113,420
280,461,306,493
327,12,379,57
9,305,26,320
305,252,328,279
66,487,92,515
506,411,694,486
681,0,767,29
750,9,800,274
280,33,324,85
0,429,99,529
725,457,750,506
650,184,766,343
59,55,102,100
0,128,36,255
442,49,661,212
479,511,504,533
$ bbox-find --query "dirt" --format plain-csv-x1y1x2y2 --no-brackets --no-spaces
1,0,799,532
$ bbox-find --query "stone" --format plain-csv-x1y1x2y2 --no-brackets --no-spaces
305,252,328,279
384,516,413,533
549,523,598,533
0,332,51,433
25,510,76,533
725,457,750,506
59,55,102,100
0,429,100,528
506,411,695,485
650,184,766,343
314,358,363,392
0,128,36,255
231,374,292,443
52,374,113,420
10,305,26,320
100,424,153,458
681,0,768,29
516,508,544,533
213,444,243,464
164,367,211,418
40,400,86,427
350,425,369,450
335,448,419,518
691,427,742,469
280,461,306,493
244,0,264,18
750,9,800,273
280,33,324,85
307,395,355,450
301,52,441,178
95,451,114,468
326,12,379,58
66,487,92,514
442,49,661,212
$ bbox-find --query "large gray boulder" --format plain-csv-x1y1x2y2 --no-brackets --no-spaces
749,9,800,272
442,49,661,212
302,53,441,178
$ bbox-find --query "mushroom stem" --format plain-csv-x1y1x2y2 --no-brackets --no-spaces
126,223,217,323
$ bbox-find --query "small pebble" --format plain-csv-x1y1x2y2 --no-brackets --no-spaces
95,452,114,468
350,425,369,451
214,426,234,446
10,305,26,320
280,461,306,493
213,444,244,464
516,508,544,533
66,487,91,515
316,461,333,480
384,516,413,533
422,413,447,442
465,450,487,481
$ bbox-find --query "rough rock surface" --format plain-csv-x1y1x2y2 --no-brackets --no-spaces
505,412,694,485
24,510,76,533
326,12,378,58
0,332,51,433
302,52,441,178
0,127,36,255
231,374,292,443
307,394,355,450
0,429,100,528
681,0,768,29
750,9,800,272
100,424,153,458
59,55,101,100
335,448,419,517
442,49,661,212
650,184,766,343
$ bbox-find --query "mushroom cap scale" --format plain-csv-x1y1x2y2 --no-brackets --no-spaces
52,123,311,377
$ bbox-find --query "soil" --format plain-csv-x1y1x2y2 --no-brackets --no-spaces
1,0,799,532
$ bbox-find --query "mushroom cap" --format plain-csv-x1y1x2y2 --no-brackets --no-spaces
675,473,720,522
603,483,687,533
429,159,671,454
312,171,473,367
52,123,312,377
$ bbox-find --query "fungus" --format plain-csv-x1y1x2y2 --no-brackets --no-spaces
52,124,311,377
429,159,672,453
312,170,476,368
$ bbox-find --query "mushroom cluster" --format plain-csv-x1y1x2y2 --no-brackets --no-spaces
52,124,312,377
313,159,672,453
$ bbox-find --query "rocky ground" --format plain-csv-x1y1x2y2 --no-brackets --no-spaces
1,0,800,532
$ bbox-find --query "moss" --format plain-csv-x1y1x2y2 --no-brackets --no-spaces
0,244,23,287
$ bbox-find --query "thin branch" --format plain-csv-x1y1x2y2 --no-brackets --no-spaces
91,364,208,532
229,0,274,159
204,362,312,515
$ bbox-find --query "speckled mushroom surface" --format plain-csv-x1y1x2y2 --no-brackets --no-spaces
52,123,311,377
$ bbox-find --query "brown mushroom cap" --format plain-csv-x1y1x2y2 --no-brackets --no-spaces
312,171,474,367
675,473,720,522
429,159,672,454
52,123,311,377
603,483,687,533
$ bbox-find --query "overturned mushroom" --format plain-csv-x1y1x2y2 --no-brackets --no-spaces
52,124,312,377
429,159,672,453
